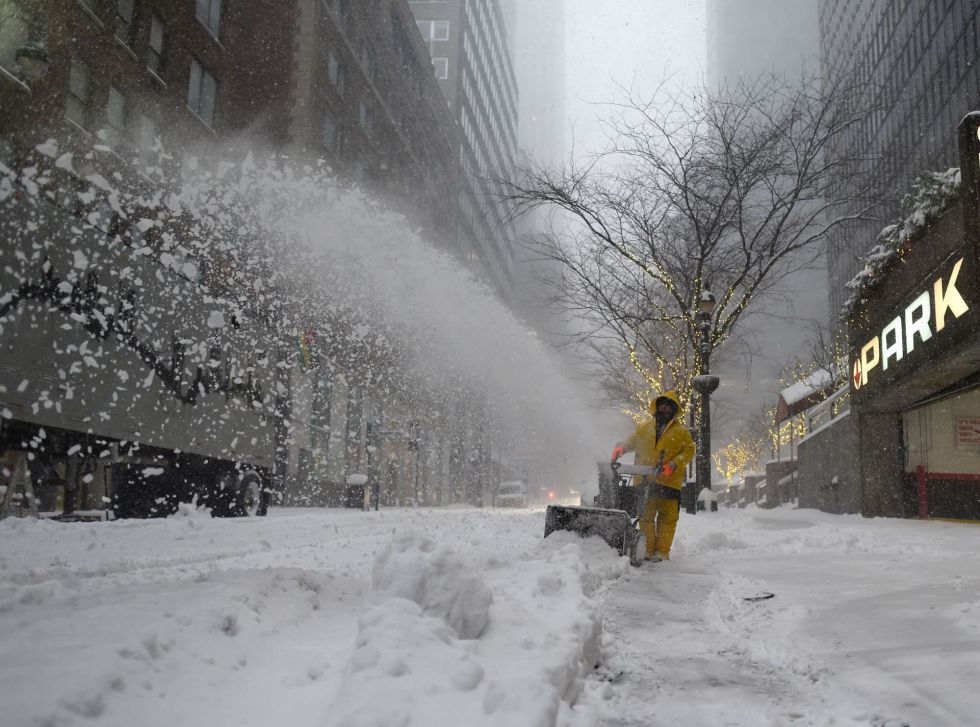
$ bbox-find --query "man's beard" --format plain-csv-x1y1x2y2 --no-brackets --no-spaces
655,411,673,427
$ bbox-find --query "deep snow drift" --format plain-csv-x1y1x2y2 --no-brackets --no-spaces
2,505,979,727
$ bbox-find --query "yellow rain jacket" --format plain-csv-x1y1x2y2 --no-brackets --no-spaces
619,390,695,491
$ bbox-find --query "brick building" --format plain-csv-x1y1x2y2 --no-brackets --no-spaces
0,0,496,516
0,0,464,251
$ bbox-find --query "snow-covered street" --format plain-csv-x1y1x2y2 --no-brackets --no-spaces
2,505,979,727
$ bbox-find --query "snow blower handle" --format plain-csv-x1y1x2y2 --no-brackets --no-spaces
651,450,666,484
610,444,625,463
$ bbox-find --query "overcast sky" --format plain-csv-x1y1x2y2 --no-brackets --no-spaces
563,0,707,154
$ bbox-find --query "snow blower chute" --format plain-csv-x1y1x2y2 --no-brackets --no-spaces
543,456,664,566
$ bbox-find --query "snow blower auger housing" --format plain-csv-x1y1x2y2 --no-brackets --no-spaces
543,458,664,566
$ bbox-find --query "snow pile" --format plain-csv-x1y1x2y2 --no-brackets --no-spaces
842,168,960,316
327,531,611,727
5,506,980,726
371,531,493,639
169,495,214,522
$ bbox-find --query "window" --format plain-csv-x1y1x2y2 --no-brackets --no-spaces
116,0,137,45
416,19,450,42
358,101,373,135
187,58,217,127
330,0,350,29
195,0,221,37
327,52,345,97
432,20,449,41
147,14,165,75
0,0,29,73
105,85,127,147
65,58,91,127
322,112,339,152
360,42,374,83
432,57,449,79
136,113,158,166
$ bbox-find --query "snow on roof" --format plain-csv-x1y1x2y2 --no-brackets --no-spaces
780,368,834,407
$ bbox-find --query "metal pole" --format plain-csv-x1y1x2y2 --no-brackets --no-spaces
697,313,712,509
412,421,421,504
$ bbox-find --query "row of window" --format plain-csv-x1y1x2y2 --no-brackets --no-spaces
459,52,515,179
316,4,452,160
66,52,218,146
824,0,980,313
75,0,221,39
459,11,517,151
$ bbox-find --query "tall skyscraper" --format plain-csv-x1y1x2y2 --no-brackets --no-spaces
707,0,820,88
820,0,980,318
508,0,566,332
704,0,826,426
514,0,566,170
408,0,520,297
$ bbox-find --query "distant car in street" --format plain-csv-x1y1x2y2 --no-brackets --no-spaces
494,481,528,507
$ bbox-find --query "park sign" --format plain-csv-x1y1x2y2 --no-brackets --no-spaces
849,112,980,404
851,256,972,392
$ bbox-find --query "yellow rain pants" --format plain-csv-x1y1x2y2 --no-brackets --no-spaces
639,497,679,559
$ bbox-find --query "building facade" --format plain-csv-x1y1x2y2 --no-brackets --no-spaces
0,0,497,517
820,0,980,317
845,114,980,518
704,0,829,461
408,0,520,297
792,0,980,521
707,0,820,89
513,0,564,171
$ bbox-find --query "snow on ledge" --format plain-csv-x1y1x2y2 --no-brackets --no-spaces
842,168,960,317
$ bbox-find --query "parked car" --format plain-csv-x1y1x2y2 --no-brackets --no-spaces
494,481,528,507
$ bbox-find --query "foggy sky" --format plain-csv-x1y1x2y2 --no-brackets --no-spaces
559,1,829,456
563,0,707,155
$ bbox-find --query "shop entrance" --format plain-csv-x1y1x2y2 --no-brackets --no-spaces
903,386,980,519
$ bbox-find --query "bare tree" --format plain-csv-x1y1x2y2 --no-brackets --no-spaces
505,71,877,412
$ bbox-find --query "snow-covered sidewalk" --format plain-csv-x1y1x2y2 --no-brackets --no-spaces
579,508,980,727
0,506,621,727
2,505,979,727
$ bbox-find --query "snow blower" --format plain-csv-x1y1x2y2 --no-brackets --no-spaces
543,455,664,566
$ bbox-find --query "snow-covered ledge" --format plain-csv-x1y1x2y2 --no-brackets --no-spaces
842,168,961,317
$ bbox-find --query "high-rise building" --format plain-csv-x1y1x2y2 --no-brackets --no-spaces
507,0,566,333
704,0,826,433
820,0,980,318
813,1,980,520
0,0,498,514
0,0,463,252
513,0,566,170
408,0,520,297
707,0,820,88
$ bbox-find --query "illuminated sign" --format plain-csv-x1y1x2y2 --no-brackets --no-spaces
852,257,971,390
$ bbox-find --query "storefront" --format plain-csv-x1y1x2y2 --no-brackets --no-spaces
847,112,980,519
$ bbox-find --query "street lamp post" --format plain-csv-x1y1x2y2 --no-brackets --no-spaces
692,290,720,513
408,420,422,505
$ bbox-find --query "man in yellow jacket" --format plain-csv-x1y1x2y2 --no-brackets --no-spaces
611,390,695,562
